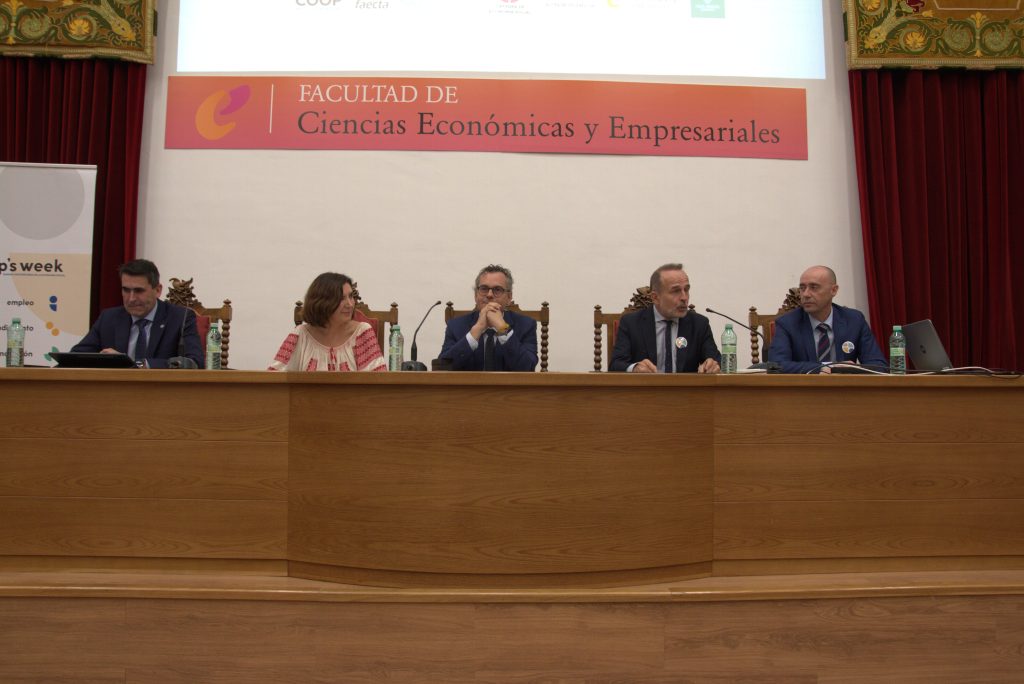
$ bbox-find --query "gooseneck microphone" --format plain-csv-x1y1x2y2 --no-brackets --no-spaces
168,307,199,369
705,307,765,344
401,300,442,371
705,307,781,372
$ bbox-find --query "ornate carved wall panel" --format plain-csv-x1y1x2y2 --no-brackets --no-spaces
846,0,1024,68
0,0,154,64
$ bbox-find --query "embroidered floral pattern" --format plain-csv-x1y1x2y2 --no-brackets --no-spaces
354,328,386,371
268,333,300,370
268,323,385,372
0,0,154,63
849,0,1024,68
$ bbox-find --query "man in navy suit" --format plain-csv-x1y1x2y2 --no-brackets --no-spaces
71,259,203,369
767,265,886,374
610,263,721,373
439,264,538,372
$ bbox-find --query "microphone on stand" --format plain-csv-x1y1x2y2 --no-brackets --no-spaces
705,307,765,344
402,300,442,371
705,307,780,372
168,307,199,369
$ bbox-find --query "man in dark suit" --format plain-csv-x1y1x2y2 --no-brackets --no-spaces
767,265,886,374
71,259,203,369
439,264,538,372
611,263,721,373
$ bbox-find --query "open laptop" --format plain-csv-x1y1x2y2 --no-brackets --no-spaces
902,319,953,371
50,351,137,369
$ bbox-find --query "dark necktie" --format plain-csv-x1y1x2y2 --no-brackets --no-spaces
483,330,496,371
135,319,150,362
816,323,831,362
663,319,674,373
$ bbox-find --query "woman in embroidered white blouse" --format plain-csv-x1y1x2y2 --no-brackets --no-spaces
268,272,386,372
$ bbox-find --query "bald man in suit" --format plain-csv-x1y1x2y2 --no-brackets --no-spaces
767,265,886,374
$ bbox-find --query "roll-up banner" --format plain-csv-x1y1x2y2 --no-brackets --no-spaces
0,162,97,367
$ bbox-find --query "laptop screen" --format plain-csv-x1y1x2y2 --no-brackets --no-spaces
901,320,952,371
50,352,137,369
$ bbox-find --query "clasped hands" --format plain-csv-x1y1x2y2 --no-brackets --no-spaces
471,302,508,339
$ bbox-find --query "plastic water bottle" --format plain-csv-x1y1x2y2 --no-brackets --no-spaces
721,323,737,374
388,324,404,371
6,317,24,367
206,321,222,370
889,325,906,375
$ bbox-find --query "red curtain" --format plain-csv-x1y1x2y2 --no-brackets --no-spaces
850,69,1024,371
0,56,147,316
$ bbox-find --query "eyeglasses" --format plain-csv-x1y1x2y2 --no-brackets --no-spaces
476,285,508,296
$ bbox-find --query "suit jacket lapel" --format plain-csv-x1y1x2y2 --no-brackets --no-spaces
832,306,848,360
642,307,658,366
471,310,487,366
147,300,169,356
115,309,132,354
672,315,685,371
799,310,818,361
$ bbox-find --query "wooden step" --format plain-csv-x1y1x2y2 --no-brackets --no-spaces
4,568,1024,603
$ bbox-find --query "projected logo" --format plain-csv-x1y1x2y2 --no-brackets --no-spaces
691,0,724,18
493,0,527,13
194,85,252,141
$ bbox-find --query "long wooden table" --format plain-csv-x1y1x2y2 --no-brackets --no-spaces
2,369,1023,587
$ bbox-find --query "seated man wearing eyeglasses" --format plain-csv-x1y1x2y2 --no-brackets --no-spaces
439,264,538,371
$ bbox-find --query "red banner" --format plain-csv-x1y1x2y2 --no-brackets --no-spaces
166,77,806,160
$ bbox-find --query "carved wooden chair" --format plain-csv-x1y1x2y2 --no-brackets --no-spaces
593,288,698,371
293,285,397,354
443,301,550,371
593,287,652,372
167,277,232,367
748,287,801,364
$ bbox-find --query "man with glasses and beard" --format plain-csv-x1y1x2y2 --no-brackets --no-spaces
439,264,538,371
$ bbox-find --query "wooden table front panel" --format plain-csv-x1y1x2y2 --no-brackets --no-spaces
0,371,289,565
288,380,714,583
4,371,1024,584
714,379,1024,572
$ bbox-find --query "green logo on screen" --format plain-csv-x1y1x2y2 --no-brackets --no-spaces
692,0,724,18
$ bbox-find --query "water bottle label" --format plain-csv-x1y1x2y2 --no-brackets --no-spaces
890,348,905,357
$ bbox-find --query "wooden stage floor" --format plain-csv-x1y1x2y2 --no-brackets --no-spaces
2,568,1024,683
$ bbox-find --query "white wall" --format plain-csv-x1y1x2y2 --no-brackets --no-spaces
137,0,864,371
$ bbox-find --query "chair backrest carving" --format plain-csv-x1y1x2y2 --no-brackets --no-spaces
443,301,550,372
167,277,232,367
593,289,699,371
748,287,801,364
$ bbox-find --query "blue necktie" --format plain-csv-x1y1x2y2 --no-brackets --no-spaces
663,319,674,373
134,319,150,362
